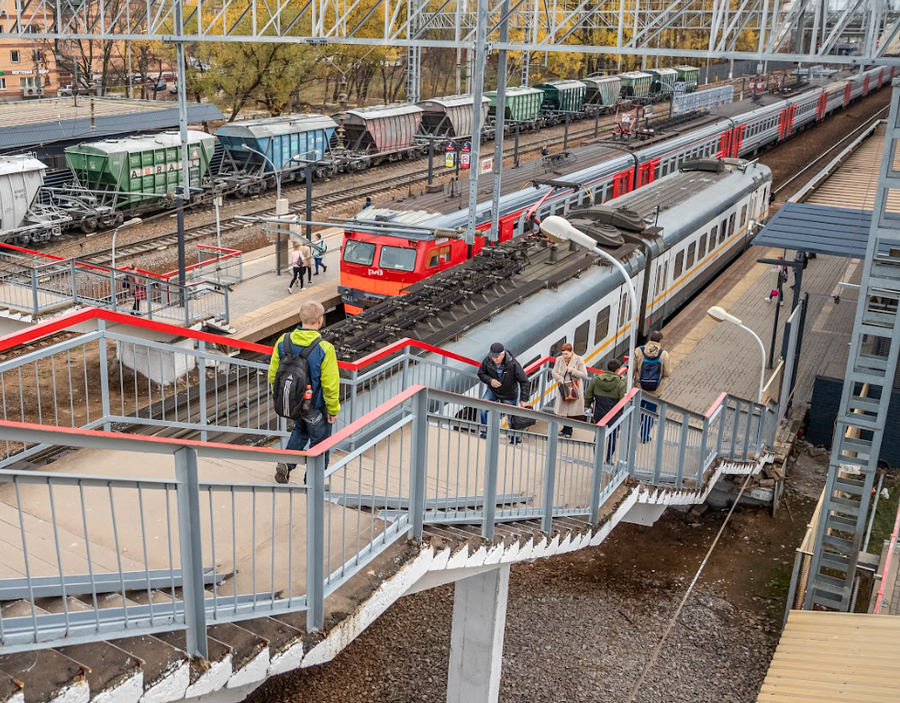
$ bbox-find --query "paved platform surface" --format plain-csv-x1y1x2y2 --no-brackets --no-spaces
658,245,857,413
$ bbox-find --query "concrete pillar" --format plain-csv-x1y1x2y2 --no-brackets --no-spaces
446,565,510,703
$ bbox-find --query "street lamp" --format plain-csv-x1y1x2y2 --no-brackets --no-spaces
539,215,638,391
707,306,766,404
111,217,143,271
286,151,324,242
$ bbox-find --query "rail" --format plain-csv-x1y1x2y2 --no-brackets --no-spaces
873,496,900,614
0,246,230,325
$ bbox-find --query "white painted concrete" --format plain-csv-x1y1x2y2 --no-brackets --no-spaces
446,565,511,703
184,654,232,699
92,672,143,703
622,502,667,526
138,661,190,703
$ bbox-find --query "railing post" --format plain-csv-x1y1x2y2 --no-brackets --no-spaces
716,406,726,458
699,417,710,481
742,400,753,460
482,409,501,541
542,420,559,534
70,259,79,304
652,400,667,484
30,268,39,320
222,285,230,324
728,401,739,459
110,268,117,313
675,412,689,488
409,389,429,539
306,452,326,632
440,356,448,392
401,354,410,389
198,340,208,442
174,447,208,660
184,282,191,326
98,320,111,431
627,391,642,477
588,424,607,524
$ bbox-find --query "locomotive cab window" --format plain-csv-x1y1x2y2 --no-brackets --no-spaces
674,251,684,280
343,240,376,266
574,321,590,356
594,306,610,345
379,245,417,272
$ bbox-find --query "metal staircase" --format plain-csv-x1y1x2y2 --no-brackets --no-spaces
805,80,900,611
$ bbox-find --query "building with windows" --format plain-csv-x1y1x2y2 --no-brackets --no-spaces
0,8,59,100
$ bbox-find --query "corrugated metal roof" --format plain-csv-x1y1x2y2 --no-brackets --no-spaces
756,611,900,702
65,130,215,156
0,155,46,177
582,76,621,86
486,86,544,96
417,94,489,109
752,203,871,257
619,71,653,79
342,104,423,120
215,113,337,139
0,97,223,151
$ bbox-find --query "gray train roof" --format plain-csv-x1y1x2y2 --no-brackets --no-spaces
65,130,215,155
646,68,678,77
486,86,544,96
417,95,490,110
582,76,621,86
535,80,588,91
619,71,653,79
341,104,424,121
215,114,337,138
0,155,46,176
0,98,223,151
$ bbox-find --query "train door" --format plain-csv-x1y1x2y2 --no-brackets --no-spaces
843,83,852,107
717,131,732,158
611,170,632,198
863,75,871,96
816,93,827,121
636,159,661,188
647,257,669,330
731,124,746,157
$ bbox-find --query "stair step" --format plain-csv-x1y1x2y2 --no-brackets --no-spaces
0,670,21,703
153,631,231,685
112,635,187,692
56,641,142,702
825,514,859,531
820,552,851,572
814,573,848,592
833,477,866,496
206,622,268,674
811,588,845,609
0,649,86,703
823,534,855,552
827,495,861,512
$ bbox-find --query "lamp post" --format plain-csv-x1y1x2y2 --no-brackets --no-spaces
110,218,143,271
539,215,638,391
707,306,766,404
286,151,324,242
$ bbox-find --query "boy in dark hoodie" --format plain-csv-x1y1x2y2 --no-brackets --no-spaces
585,359,626,463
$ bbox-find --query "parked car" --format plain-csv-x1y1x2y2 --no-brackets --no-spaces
58,84,74,97
168,81,178,94
151,80,167,91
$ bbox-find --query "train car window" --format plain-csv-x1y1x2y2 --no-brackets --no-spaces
740,205,748,228
594,307,610,345
427,246,451,268
379,245,417,272
674,251,684,279
343,240,376,266
549,336,567,358
728,213,736,236
698,234,707,260
719,219,728,244
618,293,630,328
686,243,695,270
574,321,589,355
654,263,664,297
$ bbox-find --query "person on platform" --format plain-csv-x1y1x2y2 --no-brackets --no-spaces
364,196,373,209
269,300,340,484
313,233,328,275
288,242,305,293
551,343,587,438
477,342,529,444
632,331,673,442
300,240,314,285
123,264,146,314
540,145,550,158
584,359,627,462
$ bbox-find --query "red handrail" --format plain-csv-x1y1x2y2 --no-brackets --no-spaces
0,241,160,278
158,245,243,280
704,392,729,419
597,387,640,427
874,496,900,614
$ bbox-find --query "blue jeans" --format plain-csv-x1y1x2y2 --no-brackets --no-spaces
314,256,325,273
285,412,333,478
480,387,517,426
640,398,658,443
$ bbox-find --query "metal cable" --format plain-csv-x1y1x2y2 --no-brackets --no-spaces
624,468,756,703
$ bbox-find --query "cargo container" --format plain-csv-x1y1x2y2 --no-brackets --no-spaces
619,72,653,100
0,156,71,243
65,131,216,209
534,80,587,113
338,105,423,163
581,76,622,109
646,68,678,96
417,95,490,139
215,114,337,176
486,86,545,122
674,66,700,92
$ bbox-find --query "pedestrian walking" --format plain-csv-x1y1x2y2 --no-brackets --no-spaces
123,265,146,315
584,359,626,463
551,343,587,438
477,342,529,444
288,242,304,292
632,330,672,443
313,233,328,275
269,300,340,484
766,256,788,303
300,240,314,284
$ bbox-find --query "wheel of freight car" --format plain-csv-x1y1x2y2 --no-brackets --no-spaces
111,212,125,227
15,233,31,247
81,217,98,234
235,187,249,198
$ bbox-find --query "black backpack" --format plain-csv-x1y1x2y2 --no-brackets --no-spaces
272,335,321,421
638,346,663,392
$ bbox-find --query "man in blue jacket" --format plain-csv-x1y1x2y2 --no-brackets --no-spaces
477,342,529,443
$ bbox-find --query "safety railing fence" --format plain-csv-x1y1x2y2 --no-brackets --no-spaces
160,244,244,286
0,374,777,656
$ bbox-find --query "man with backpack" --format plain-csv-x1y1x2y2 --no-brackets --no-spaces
268,300,340,484
477,342,529,444
584,358,626,463
632,330,672,443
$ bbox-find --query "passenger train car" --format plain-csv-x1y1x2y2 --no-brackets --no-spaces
325,158,772,376
338,66,892,314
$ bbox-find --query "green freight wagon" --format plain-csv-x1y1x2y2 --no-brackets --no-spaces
486,86,544,122
618,71,652,100
646,68,678,96
65,130,216,210
534,80,587,113
674,65,700,92
581,76,622,109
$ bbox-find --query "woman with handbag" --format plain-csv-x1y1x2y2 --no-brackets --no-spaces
551,343,587,438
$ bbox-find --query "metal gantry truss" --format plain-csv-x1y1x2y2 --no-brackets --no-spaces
0,1,898,66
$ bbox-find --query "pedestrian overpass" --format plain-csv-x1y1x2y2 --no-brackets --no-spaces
0,308,776,703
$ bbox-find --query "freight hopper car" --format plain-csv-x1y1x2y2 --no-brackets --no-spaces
338,66,891,315
417,95,490,140
535,80,588,122
675,66,700,92
334,104,425,170
325,159,772,380
582,76,622,112
487,86,545,128
0,156,72,245
215,114,338,196
58,131,217,232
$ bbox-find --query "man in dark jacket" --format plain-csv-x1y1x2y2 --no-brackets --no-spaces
584,359,626,463
477,342,529,442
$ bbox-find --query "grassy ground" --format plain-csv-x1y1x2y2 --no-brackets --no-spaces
866,473,899,555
